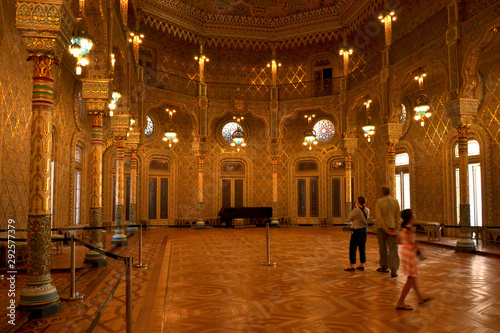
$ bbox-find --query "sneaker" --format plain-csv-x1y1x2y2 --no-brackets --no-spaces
391,271,398,278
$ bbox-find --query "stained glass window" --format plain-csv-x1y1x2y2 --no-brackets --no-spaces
401,104,407,124
313,119,335,142
145,115,154,137
222,122,243,143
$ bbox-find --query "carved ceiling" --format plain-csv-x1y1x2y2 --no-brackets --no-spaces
177,0,346,18
139,0,383,48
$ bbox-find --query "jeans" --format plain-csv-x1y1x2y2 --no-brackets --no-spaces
377,228,399,272
349,228,367,264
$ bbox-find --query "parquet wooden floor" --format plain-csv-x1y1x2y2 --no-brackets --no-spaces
2,227,500,332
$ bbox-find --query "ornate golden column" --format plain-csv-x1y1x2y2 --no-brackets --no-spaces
446,98,479,252
16,0,75,317
126,131,140,233
267,144,283,226
380,123,403,197
111,113,130,245
342,138,358,221
83,80,110,266
193,142,209,228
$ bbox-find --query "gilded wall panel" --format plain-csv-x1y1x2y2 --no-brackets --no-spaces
52,66,90,227
477,57,500,224
0,0,32,228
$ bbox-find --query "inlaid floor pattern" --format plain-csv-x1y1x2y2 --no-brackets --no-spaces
3,227,500,332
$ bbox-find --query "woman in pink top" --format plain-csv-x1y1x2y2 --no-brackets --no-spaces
396,209,431,310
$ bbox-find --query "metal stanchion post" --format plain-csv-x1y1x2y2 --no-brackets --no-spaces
126,257,133,333
133,224,148,268
61,236,84,301
261,222,276,267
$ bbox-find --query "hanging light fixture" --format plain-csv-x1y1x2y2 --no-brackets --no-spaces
163,108,178,147
69,24,93,75
230,116,246,151
303,114,318,150
362,98,375,142
413,67,431,126
414,94,431,126
108,91,121,116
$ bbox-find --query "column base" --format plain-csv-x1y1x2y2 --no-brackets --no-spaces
127,226,139,233
18,300,61,319
455,239,476,253
84,254,108,267
111,233,128,246
111,239,128,246
270,218,280,228
195,220,206,229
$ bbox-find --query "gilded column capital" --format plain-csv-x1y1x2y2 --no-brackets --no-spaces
266,143,284,160
341,137,358,155
126,132,141,152
192,141,210,158
379,123,403,145
82,79,112,115
110,113,130,140
15,0,75,59
445,98,479,129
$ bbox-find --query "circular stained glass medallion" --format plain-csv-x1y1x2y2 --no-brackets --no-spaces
313,119,335,142
222,122,243,143
145,115,154,137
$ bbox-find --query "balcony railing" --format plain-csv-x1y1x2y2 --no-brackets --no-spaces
144,67,340,101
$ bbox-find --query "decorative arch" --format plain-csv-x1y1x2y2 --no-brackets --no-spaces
208,108,270,143
461,23,500,99
145,101,199,143
278,105,338,144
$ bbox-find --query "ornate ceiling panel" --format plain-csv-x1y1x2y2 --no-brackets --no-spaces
140,0,381,48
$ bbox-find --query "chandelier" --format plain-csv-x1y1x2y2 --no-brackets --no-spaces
303,114,318,150
413,68,431,126
414,94,431,126
362,98,375,142
69,19,93,75
108,92,121,116
230,116,246,151
163,109,178,147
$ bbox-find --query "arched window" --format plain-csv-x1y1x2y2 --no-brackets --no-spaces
144,115,154,137
313,119,335,142
453,140,482,226
149,159,169,171
395,152,410,210
454,140,480,158
297,161,318,172
221,121,243,144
